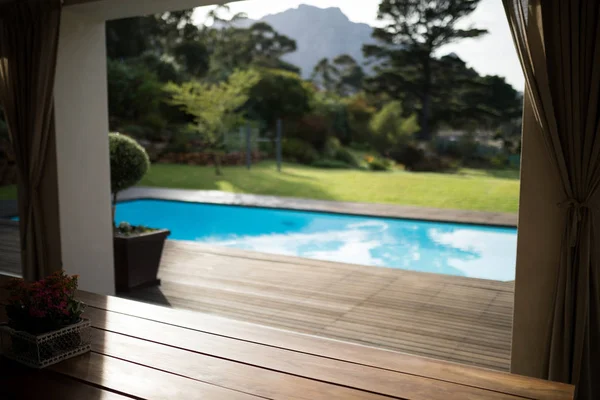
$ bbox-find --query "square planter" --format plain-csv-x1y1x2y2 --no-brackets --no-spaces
0,319,91,368
113,229,170,292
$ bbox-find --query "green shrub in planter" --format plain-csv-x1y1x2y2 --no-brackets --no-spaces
109,133,150,196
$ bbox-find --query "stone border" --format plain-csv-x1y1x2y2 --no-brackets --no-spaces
119,187,518,227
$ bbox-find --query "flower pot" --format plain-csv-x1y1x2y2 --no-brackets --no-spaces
0,319,91,368
113,229,170,292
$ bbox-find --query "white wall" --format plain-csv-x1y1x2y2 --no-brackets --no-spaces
54,9,115,295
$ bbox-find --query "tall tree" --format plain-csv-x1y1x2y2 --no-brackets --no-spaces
364,0,487,140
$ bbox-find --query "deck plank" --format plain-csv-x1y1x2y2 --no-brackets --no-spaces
78,292,573,400
83,305,527,400
125,239,516,371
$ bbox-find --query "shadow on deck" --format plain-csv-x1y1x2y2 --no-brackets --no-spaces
0,222,514,371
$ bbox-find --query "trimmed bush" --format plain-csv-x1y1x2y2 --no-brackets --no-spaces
334,147,359,167
311,159,351,169
109,133,150,194
282,138,319,165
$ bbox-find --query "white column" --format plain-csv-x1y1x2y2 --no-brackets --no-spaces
54,10,115,295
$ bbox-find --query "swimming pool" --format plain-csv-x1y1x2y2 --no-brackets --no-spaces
115,199,517,281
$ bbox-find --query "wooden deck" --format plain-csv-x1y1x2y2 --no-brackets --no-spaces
124,240,515,371
0,221,515,371
0,284,572,400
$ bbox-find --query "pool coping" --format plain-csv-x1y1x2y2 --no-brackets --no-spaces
117,187,518,228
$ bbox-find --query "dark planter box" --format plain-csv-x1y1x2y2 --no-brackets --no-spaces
113,229,170,292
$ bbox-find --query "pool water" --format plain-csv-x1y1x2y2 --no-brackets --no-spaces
115,199,517,281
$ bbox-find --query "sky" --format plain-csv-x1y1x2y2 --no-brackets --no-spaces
193,0,525,90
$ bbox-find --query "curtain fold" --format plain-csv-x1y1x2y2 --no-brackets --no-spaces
0,0,63,281
503,0,600,398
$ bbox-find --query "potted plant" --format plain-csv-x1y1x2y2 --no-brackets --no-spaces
0,271,91,368
109,133,170,292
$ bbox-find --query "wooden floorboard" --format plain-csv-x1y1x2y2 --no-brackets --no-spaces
125,240,515,371
0,222,515,371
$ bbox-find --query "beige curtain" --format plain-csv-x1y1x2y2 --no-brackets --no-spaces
0,0,63,281
503,0,600,398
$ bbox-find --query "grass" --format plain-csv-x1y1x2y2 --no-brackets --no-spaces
140,162,520,213
0,162,520,212
0,185,16,200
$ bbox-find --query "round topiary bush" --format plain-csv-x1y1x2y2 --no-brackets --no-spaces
109,133,150,195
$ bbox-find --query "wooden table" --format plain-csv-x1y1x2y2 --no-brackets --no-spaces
0,290,574,400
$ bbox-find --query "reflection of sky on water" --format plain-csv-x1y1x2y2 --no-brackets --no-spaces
116,199,517,281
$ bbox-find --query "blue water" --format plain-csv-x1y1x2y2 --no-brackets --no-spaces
115,199,517,281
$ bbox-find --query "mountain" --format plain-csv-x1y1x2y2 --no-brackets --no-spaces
241,5,375,78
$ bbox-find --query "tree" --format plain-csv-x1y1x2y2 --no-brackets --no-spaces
165,69,261,175
364,0,487,140
245,68,313,138
203,7,299,79
106,59,166,137
311,58,338,92
370,101,420,152
332,55,365,96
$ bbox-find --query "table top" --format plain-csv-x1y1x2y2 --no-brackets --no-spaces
0,290,574,400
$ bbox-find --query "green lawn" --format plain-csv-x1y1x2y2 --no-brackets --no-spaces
141,162,520,213
0,162,520,212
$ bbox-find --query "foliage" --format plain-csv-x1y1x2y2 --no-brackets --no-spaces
165,69,260,174
344,94,377,145
5,271,85,334
107,59,167,138
364,0,487,140
285,114,331,151
203,8,299,78
311,55,365,96
165,69,260,146
411,154,455,172
369,101,420,152
334,147,360,167
109,133,150,195
389,144,425,170
282,138,319,164
245,68,313,132
115,222,158,237
457,132,479,162
365,155,394,171
323,137,342,158
311,159,352,169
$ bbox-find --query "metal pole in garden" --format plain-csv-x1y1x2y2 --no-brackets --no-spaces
246,123,251,170
276,119,282,172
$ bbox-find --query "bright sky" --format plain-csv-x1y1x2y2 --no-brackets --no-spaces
193,0,525,90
